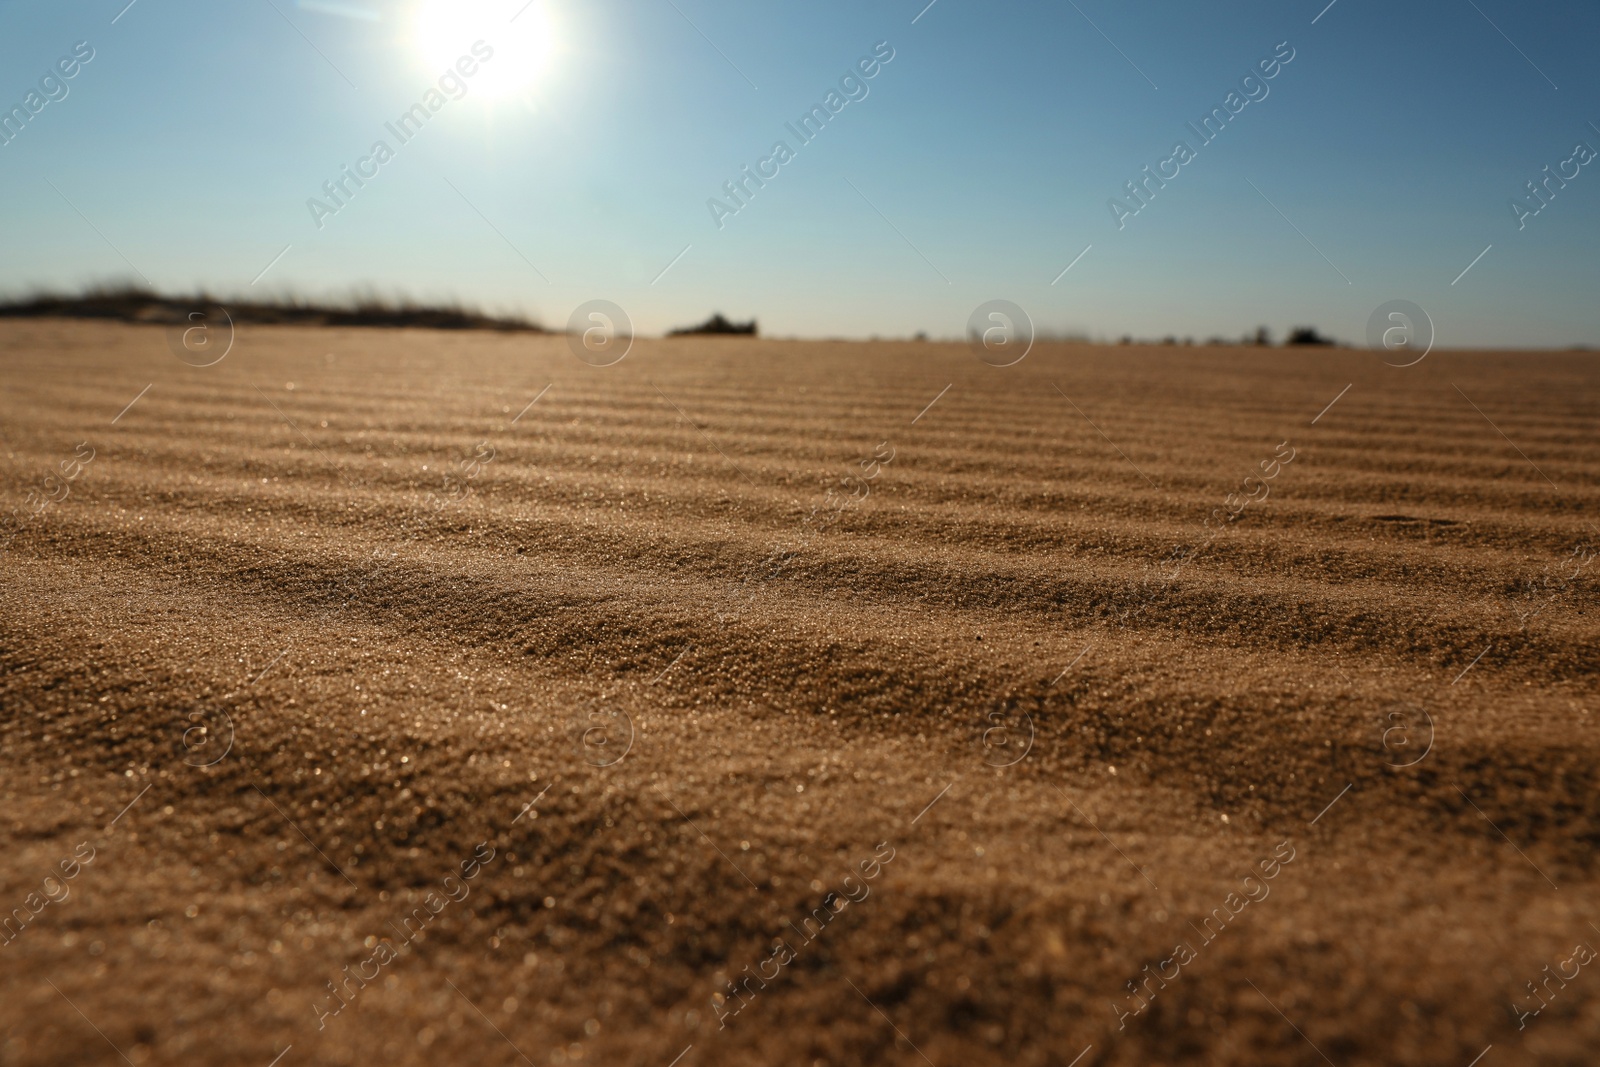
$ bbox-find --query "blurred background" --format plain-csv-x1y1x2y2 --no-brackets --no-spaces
0,0,1596,345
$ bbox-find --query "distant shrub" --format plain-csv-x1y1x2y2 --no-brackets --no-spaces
1285,326,1335,346
667,313,758,337
0,283,541,332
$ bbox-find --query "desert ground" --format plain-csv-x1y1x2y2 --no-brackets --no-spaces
1,319,1597,1067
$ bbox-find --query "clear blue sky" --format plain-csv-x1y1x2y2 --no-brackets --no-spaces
1,0,1596,345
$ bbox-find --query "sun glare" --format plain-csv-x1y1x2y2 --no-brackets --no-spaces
413,0,554,101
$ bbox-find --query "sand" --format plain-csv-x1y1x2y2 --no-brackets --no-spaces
1,320,1596,1066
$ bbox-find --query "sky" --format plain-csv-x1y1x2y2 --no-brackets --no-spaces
0,0,1597,346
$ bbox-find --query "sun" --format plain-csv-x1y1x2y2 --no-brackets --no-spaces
412,0,555,101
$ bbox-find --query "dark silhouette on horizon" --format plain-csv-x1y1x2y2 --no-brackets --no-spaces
0,285,542,332
667,312,758,337
1285,326,1336,345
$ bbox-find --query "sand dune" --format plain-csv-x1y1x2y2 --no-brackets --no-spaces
2,321,1597,1066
